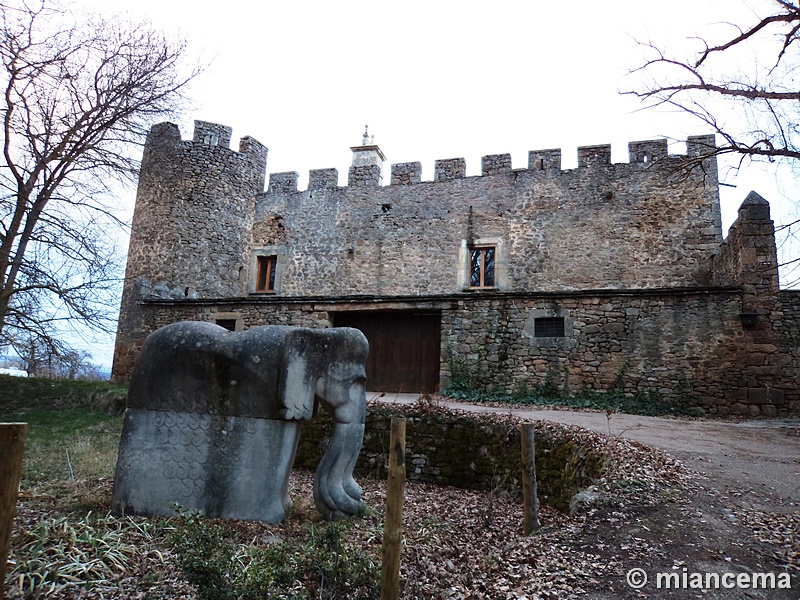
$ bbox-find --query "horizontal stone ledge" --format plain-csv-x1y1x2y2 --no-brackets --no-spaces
140,285,744,307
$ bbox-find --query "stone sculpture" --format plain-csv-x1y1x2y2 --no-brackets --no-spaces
111,322,369,523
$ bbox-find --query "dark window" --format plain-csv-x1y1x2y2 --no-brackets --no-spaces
215,319,237,332
256,255,277,292
534,317,565,338
469,247,495,288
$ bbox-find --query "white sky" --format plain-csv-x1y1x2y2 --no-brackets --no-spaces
70,0,800,369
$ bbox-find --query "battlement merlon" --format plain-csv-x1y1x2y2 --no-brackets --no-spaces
142,122,182,155
193,120,232,147
143,120,269,170
263,135,718,194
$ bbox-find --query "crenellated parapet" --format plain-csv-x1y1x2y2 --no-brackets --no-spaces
193,120,232,147
348,164,382,187
577,144,612,167
185,120,268,181
264,135,717,195
687,134,717,157
529,148,561,171
255,132,723,302
269,172,299,194
142,120,269,193
628,139,667,163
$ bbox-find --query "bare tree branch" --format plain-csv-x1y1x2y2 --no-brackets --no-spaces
625,0,800,289
625,1,800,165
0,0,201,350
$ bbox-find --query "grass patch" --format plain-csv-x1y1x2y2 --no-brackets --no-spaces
0,375,126,489
4,380,379,598
1,407,123,488
0,374,127,414
3,392,164,598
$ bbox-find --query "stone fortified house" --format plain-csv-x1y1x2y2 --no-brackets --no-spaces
112,120,800,417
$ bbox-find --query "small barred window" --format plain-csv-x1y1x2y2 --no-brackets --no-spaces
534,317,565,338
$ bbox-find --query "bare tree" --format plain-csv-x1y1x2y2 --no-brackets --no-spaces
13,328,64,376
0,0,199,348
10,330,103,378
626,0,800,284
626,0,800,167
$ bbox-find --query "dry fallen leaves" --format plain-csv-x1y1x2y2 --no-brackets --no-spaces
5,403,797,599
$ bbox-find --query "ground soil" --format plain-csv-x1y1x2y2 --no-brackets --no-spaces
375,393,800,598
4,393,797,598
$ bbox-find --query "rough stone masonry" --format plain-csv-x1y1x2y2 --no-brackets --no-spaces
112,120,800,417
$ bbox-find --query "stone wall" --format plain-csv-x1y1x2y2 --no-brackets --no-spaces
294,402,606,513
711,191,779,306
441,289,798,416
126,284,800,416
254,137,721,299
110,121,798,417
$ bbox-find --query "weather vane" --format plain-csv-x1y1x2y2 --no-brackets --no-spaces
362,125,374,146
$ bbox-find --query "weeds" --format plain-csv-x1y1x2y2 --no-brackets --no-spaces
168,510,380,600
444,387,684,416
303,521,379,599
8,513,162,597
441,355,689,416
446,346,471,392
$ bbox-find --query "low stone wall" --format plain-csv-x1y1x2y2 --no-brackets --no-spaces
127,286,800,417
295,400,606,513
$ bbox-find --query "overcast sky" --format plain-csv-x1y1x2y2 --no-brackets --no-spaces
72,0,799,368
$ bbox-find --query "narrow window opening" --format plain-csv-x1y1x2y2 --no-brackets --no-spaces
215,318,237,332
469,246,496,288
534,317,565,338
256,255,277,292
643,153,649,163
536,158,544,170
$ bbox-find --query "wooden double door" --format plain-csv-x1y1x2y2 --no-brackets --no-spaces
334,311,441,394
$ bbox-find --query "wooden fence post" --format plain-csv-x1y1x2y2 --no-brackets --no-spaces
1,423,27,600
521,423,538,535
380,416,406,600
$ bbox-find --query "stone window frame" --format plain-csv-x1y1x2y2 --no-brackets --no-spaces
523,308,575,348
249,246,286,294
458,237,506,290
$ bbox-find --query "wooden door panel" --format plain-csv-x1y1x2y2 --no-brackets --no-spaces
334,312,440,393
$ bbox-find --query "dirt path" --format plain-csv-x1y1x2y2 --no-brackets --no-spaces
372,393,800,512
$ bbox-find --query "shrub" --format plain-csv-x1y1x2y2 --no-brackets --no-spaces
168,510,379,599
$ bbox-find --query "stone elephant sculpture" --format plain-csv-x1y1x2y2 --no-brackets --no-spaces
111,321,369,523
